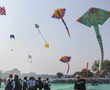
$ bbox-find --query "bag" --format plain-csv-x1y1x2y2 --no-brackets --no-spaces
5,79,13,90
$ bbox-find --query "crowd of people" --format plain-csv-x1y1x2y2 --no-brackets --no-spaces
0,73,88,90
0,74,51,90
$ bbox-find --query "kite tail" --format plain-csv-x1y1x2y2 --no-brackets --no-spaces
61,18,71,38
93,25,104,74
66,63,70,74
38,28,47,43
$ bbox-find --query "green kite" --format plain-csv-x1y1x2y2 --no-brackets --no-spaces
77,8,110,75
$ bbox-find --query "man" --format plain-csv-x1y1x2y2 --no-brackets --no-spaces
43,78,51,90
28,77,36,90
37,77,43,90
23,77,28,90
5,74,15,90
14,75,22,90
74,75,86,90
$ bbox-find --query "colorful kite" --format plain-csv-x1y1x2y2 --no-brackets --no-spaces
35,24,49,48
60,56,71,74
52,8,70,38
0,0,6,15
0,7,6,15
77,8,110,75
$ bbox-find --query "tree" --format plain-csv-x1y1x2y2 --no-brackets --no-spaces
92,60,110,76
56,72,64,78
103,60,110,74
92,60,99,72
73,72,81,77
80,69,93,78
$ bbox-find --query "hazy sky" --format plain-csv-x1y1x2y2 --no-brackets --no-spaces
0,0,110,74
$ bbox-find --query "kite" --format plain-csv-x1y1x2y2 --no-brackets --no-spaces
52,8,70,38
0,0,6,15
10,34,15,51
35,24,49,48
28,54,32,63
10,34,15,40
60,56,71,74
77,8,110,75
0,7,6,15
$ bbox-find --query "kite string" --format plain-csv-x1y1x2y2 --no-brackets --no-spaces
10,37,16,52
27,62,32,73
37,28,47,43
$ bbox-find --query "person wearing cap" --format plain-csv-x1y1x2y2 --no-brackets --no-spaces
74,75,86,90
5,74,15,90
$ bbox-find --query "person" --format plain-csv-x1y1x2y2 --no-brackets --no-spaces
74,74,86,90
1,79,5,90
35,79,39,90
37,77,43,90
28,77,36,90
43,78,51,90
23,77,28,90
14,74,22,90
5,74,15,90
0,78,2,88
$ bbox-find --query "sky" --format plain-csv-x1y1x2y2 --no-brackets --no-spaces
0,0,110,74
